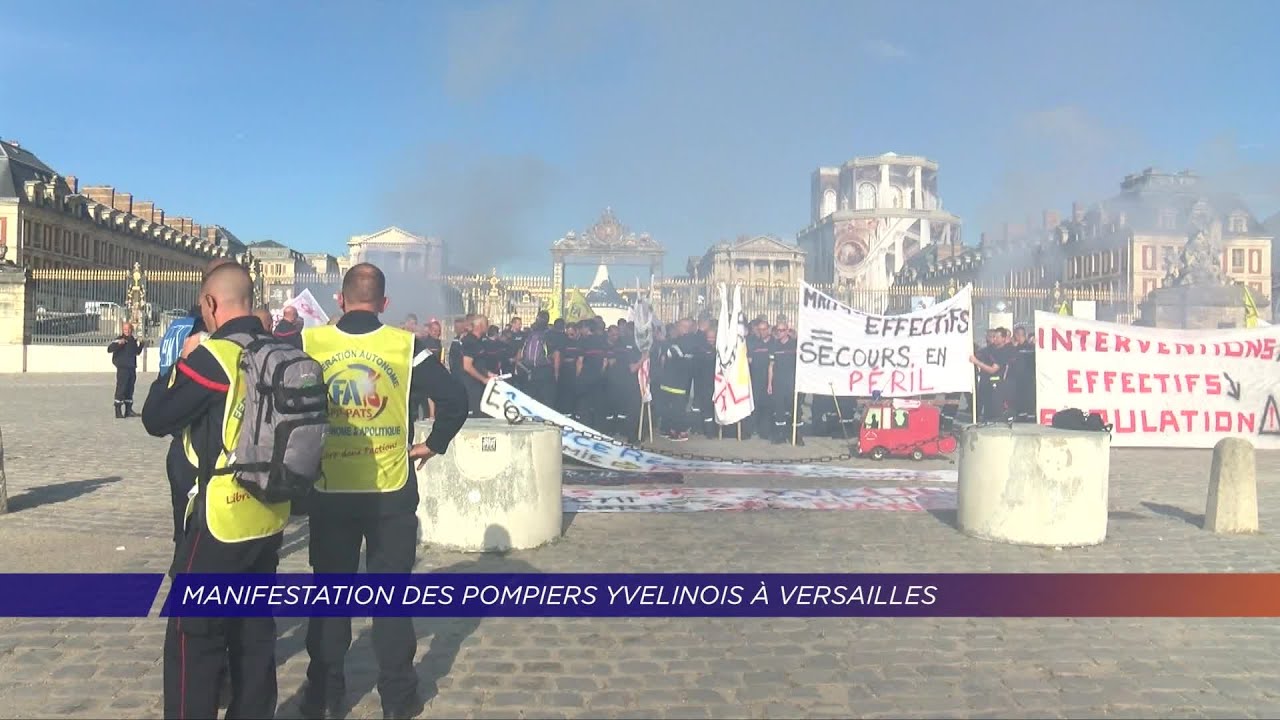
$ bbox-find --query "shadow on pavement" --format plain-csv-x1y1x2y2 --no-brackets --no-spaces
926,508,959,530
277,524,542,719
4,476,122,512
1141,501,1205,528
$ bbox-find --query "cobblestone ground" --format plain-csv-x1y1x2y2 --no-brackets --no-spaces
2,374,1280,719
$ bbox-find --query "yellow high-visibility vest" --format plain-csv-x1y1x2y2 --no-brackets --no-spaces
303,324,414,493
180,338,291,544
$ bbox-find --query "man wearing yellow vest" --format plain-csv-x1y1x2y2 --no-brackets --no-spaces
300,263,468,720
142,263,288,720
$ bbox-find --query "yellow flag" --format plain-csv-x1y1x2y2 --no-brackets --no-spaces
565,289,596,322
1057,301,1071,316
1243,286,1259,328
546,291,562,323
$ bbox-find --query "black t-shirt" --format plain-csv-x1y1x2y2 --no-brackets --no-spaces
460,333,485,380
557,336,581,371
769,338,798,388
578,334,608,377
509,330,528,350
691,334,717,392
482,337,510,375
421,335,444,356
747,335,771,378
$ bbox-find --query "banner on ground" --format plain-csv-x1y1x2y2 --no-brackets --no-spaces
284,289,330,327
478,378,957,482
563,487,955,513
1034,311,1280,449
714,283,754,424
796,283,975,397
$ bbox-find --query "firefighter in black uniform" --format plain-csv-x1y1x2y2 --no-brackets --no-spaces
691,326,717,438
576,319,608,427
459,315,494,417
299,264,468,720
108,322,145,418
140,264,284,720
603,324,643,441
273,306,304,349
554,322,581,418
767,322,802,445
448,316,470,377
745,320,771,440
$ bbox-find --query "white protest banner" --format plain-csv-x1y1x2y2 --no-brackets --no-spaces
713,283,754,424
285,289,330,327
478,378,957,482
1034,311,1280,449
628,297,656,403
796,283,975,397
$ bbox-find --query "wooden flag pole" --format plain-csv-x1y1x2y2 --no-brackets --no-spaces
790,391,800,445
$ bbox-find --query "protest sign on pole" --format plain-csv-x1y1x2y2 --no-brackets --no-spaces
795,283,975,397
713,283,754,425
284,289,330,328
627,297,656,404
1034,310,1280,449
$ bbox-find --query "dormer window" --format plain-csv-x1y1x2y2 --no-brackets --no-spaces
1158,210,1177,231
1229,214,1248,233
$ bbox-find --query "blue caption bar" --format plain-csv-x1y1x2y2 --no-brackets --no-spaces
0,574,164,617
163,573,955,618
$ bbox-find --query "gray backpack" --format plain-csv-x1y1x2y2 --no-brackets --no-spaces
211,332,329,504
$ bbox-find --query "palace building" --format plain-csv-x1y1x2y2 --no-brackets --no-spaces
897,168,1275,324
0,138,234,273
797,153,962,299
686,234,805,286
345,226,443,278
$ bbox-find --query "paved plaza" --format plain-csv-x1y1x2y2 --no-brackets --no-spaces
3,374,1280,719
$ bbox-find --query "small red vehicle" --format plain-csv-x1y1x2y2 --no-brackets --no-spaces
858,399,959,461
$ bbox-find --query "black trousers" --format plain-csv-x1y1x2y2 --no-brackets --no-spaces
114,366,137,404
164,524,281,720
306,506,418,713
604,371,641,442
576,374,604,428
165,438,196,544
658,387,689,434
749,374,769,436
524,366,556,409
556,368,577,417
771,388,802,441
464,377,485,418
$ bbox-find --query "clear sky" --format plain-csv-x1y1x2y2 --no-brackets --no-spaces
3,0,1277,280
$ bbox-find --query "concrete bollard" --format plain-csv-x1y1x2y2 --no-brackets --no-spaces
957,424,1110,547
414,418,562,552
1205,437,1258,534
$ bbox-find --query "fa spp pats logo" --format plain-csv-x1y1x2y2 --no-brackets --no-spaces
481,436,498,452
328,363,389,420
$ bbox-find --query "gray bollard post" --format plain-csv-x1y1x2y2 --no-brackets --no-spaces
1205,437,1258,534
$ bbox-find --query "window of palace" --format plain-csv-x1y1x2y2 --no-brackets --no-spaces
857,183,877,209
1158,210,1177,230
1230,215,1248,233
1249,249,1263,274
1232,249,1245,271
821,189,837,218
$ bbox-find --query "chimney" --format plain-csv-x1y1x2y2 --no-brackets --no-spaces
65,175,78,194
1072,201,1084,222
83,185,114,207
154,208,165,226
134,201,155,223
1043,210,1060,229
192,223,203,239
112,192,133,214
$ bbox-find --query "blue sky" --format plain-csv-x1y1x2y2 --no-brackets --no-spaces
3,0,1278,281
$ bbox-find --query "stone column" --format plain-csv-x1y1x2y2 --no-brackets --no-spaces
913,166,923,210
879,163,890,208
0,266,30,373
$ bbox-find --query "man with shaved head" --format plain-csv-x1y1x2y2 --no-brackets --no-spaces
299,262,467,720
273,305,303,349
142,261,288,719
107,320,145,418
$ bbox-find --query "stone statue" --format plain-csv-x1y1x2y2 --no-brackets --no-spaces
1166,224,1227,287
